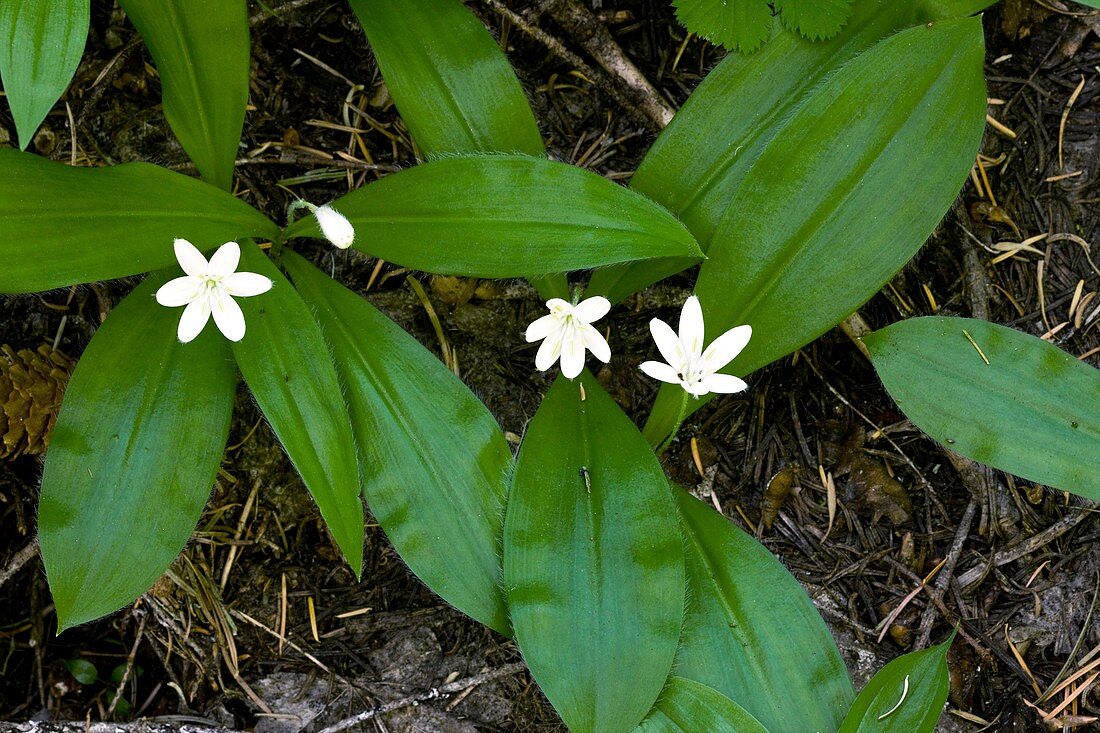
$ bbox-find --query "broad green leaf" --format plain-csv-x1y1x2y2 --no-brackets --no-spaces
281,251,512,633
504,374,684,733
346,0,564,301
590,0,956,302
231,244,363,577
643,17,986,445
636,678,770,733
775,0,854,40
674,488,853,732
0,150,278,293
283,155,702,278
117,0,249,191
671,0,774,54
39,274,236,630
347,0,543,158
0,0,89,149
1072,0,1100,7
838,640,952,732
865,316,1100,498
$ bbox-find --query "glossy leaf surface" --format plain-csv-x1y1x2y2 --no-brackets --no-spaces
347,0,543,157
347,0,564,301
636,678,770,733
117,0,249,190
231,244,363,576
838,640,952,732
283,155,701,278
591,0,954,302
505,374,684,733
673,488,853,731
0,150,278,293
39,274,235,630
866,316,1100,497
0,0,89,149
282,251,512,633
644,17,986,444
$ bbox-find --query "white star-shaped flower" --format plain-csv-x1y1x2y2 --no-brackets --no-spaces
315,204,355,249
640,295,751,396
155,239,273,343
525,296,612,379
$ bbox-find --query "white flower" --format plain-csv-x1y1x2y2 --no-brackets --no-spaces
640,295,751,396
155,239,273,343
525,296,612,379
315,205,355,249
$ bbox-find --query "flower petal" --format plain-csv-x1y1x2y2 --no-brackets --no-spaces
639,361,681,384
580,325,611,363
173,238,209,277
558,328,586,379
545,298,572,313
678,295,705,357
155,276,202,307
684,379,712,397
700,324,752,373
525,313,560,343
572,296,611,324
211,289,246,342
223,272,273,298
699,373,749,394
316,205,356,249
535,327,565,372
177,296,211,343
650,318,686,371
208,241,241,277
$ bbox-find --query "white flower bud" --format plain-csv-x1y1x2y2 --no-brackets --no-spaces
315,205,356,249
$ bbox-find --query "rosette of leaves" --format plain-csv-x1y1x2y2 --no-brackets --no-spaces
346,0,987,730
2,0,1037,730
1,0,702,632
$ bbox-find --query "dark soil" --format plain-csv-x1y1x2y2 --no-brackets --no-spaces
2,1,1099,731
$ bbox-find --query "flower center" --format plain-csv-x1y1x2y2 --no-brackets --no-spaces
199,274,224,291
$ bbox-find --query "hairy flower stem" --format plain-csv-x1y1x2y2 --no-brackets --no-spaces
656,390,690,455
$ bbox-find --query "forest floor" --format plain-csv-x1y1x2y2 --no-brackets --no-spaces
1,1,1099,731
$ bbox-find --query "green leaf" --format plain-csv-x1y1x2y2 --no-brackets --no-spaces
920,0,1000,14
0,0,89,149
673,488,853,731
671,0,774,54
281,251,512,634
636,678,770,733
838,640,952,732
504,374,685,733
590,0,949,303
643,16,986,445
346,0,568,301
39,274,236,630
64,658,99,685
347,0,543,158
775,0,854,40
0,150,278,293
865,316,1100,498
230,244,363,577
116,0,250,190
283,155,702,278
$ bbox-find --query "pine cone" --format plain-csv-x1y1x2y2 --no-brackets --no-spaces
0,344,73,459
